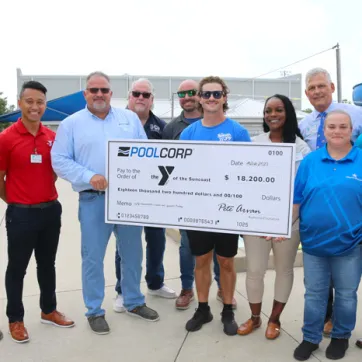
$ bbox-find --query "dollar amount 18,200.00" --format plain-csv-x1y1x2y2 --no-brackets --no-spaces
236,175,275,183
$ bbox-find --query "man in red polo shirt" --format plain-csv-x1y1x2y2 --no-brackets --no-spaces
0,81,74,343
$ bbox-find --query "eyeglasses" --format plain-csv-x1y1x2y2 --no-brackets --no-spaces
131,91,152,99
177,89,197,98
200,91,225,99
87,88,111,94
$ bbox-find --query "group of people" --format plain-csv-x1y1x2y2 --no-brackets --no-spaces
0,67,361,361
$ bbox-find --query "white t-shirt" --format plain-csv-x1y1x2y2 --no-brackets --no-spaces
252,132,311,231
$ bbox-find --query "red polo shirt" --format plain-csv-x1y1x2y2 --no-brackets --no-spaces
0,118,58,204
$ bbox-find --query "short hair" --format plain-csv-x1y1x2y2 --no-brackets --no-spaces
305,67,332,87
262,94,304,143
324,109,352,127
19,81,47,98
129,78,155,95
86,71,111,85
198,76,229,112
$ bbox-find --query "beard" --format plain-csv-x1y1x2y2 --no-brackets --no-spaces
92,100,107,110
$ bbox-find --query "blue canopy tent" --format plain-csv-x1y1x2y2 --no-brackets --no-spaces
0,91,86,122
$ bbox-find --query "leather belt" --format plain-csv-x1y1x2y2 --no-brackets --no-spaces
80,189,105,194
9,200,58,209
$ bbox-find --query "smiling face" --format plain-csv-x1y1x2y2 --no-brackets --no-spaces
18,88,46,123
324,112,352,147
305,73,335,113
199,82,226,114
84,75,112,114
178,80,199,113
264,97,286,132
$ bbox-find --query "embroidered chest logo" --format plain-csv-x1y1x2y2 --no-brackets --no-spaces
346,174,362,182
217,133,232,141
47,140,53,147
150,124,161,133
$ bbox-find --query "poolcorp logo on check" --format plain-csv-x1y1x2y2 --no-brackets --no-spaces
117,146,193,159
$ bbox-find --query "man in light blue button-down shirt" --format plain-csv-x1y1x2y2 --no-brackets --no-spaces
299,67,362,152
51,71,160,335
298,67,362,338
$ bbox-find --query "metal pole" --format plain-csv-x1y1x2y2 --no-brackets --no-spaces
335,43,342,103
171,92,174,121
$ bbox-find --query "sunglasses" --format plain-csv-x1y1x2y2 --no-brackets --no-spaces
200,91,225,99
131,91,152,99
87,87,111,94
177,89,197,98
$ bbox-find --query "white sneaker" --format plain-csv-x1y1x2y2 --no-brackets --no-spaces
148,285,177,299
113,294,126,313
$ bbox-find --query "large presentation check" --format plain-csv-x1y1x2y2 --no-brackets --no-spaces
105,140,295,237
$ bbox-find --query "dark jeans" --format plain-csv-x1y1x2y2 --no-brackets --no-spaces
5,201,62,323
115,226,166,293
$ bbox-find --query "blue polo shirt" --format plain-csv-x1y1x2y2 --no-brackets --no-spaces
294,145,362,256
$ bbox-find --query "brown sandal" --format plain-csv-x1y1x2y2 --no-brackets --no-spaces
265,322,281,340
237,318,262,336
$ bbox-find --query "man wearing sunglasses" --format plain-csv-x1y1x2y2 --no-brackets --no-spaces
51,71,160,335
179,76,251,336
113,78,176,314
163,80,238,311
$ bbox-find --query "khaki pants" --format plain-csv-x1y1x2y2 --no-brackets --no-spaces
243,230,300,303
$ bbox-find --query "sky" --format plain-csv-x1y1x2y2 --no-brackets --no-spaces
1,0,361,110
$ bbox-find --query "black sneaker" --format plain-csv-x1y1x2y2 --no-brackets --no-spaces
126,304,160,322
221,310,238,336
87,315,110,335
294,340,319,361
326,338,349,360
186,308,213,332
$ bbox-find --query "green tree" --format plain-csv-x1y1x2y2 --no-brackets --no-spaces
342,99,351,104
0,92,15,131
302,108,313,114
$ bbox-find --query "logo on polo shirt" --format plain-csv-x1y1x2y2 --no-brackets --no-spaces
217,133,232,141
150,124,161,133
346,174,362,182
158,166,174,186
47,140,53,147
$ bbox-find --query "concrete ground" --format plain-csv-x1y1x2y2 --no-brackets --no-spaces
0,179,361,362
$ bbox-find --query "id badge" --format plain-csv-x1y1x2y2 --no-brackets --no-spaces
31,154,42,163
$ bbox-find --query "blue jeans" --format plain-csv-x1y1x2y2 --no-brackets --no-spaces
179,230,220,290
115,227,166,292
79,192,144,316
302,247,361,344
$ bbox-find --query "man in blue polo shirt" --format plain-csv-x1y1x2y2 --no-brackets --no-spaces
293,110,362,361
112,78,177,313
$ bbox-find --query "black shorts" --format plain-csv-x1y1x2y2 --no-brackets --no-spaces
186,230,239,258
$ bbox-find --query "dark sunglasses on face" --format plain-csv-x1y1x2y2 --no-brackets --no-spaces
131,91,152,99
87,87,111,94
177,89,197,98
200,91,225,99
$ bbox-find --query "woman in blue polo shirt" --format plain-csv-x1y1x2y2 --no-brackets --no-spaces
237,95,311,340
292,109,362,361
